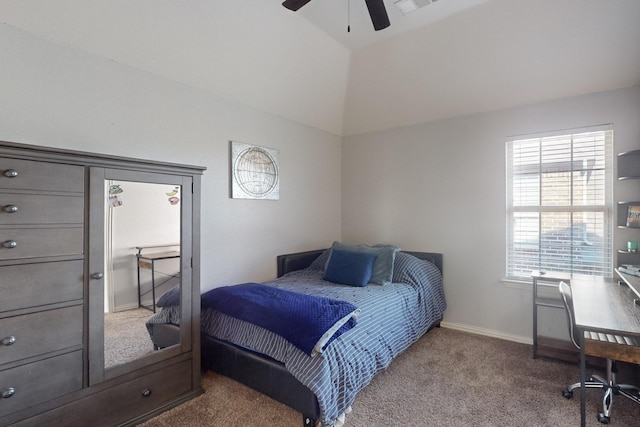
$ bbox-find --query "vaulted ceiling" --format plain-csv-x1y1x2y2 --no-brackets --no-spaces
289,0,490,50
342,0,640,134
1,0,639,136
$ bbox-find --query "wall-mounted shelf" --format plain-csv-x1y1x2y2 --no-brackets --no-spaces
616,150,640,269
617,201,640,228
618,150,640,180
617,249,640,267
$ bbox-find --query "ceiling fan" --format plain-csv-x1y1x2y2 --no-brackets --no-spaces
282,0,391,31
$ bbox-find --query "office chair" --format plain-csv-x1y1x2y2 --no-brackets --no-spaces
559,281,640,424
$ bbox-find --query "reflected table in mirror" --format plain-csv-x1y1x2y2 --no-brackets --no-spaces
136,245,181,313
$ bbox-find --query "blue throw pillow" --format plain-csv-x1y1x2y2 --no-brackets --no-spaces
329,241,400,285
157,286,180,307
323,249,378,287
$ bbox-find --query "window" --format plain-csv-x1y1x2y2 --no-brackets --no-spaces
506,126,613,279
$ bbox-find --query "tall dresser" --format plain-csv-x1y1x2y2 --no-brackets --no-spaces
0,141,204,426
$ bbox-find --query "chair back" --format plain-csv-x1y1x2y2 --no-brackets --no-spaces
559,281,580,349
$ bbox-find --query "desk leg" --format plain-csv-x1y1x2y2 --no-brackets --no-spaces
579,328,586,427
151,259,157,313
532,277,538,358
137,260,142,308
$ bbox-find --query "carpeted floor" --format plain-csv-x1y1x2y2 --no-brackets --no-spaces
104,308,154,368
139,327,640,426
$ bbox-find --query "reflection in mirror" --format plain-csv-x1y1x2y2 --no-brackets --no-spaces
103,180,181,369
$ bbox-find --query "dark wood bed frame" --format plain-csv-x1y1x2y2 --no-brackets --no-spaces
199,249,443,427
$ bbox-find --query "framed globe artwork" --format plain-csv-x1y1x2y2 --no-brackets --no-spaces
230,141,280,200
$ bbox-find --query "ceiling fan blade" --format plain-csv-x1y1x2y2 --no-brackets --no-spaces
282,0,313,11
364,0,390,31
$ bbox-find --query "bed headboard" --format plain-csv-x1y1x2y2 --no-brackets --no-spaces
277,249,326,278
277,249,443,278
402,251,443,274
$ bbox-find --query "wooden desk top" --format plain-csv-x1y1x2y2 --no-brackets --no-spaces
572,277,640,338
136,251,180,261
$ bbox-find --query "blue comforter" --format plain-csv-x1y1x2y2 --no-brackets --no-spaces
200,283,358,356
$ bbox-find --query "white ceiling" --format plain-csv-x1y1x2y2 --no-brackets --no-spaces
281,0,640,134
341,0,640,134
1,0,639,136
292,0,490,50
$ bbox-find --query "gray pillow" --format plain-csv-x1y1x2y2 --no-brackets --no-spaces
329,241,400,285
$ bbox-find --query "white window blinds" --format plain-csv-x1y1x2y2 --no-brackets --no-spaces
506,126,614,279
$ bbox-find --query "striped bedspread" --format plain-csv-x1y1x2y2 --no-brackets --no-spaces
200,251,446,427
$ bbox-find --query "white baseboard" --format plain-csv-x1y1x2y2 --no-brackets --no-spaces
439,321,533,345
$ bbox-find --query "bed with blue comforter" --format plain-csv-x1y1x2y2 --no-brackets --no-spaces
147,247,445,427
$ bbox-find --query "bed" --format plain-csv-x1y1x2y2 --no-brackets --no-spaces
146,247,445,427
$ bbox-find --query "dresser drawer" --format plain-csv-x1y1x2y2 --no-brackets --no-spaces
0,193,83,225
84,359,193,426
0,306,83,366
0,260,83,313
0,158,84,193
0,227,83,260
14,359,193,427
0,350,83,418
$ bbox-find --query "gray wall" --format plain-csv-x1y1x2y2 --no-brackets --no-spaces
0,24,343,290
342,85,640,342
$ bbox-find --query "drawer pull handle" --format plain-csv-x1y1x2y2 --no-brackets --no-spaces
141,388,152,397
1,336,16,346
3,205,18,213
91,272,104,280
1,388,15,399
3,169,18,178
2,240,17,249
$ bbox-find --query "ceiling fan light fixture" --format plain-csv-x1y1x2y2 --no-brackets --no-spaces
394,0,436,15
283,0,392,32
394,0,419,15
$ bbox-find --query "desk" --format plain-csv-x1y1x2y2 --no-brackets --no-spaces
136,247,180,312
571,277,640,426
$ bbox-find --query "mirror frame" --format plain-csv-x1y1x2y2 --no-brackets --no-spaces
88,167,193,384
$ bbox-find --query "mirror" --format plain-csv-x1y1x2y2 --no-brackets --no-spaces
102,180,182,369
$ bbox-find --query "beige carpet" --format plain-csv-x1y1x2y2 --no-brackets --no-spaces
104,308,155,368
140,327,640,426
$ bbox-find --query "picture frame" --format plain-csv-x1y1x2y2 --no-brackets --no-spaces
626,204,640,228
230,141,280,200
